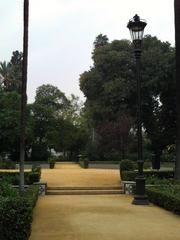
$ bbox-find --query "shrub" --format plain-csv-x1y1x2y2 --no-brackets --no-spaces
0,171,41,185
0,159,16,169
121,170,137,181
121,170,174,181
0,181,18,197
79,155,89,169
143,161,152,169
120,159,136,172
0,185,39,240
28,172,40,184
28,165,41,184
48,157,56,169
146,185,180,215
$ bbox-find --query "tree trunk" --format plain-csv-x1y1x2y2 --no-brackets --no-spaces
19,0,29,192
175,0,180,179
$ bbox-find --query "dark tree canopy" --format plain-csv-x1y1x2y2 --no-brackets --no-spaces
80,34,176,161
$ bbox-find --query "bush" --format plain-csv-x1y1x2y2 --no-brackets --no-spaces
120,159,136,172
146,185,180,215
0,170,41,185
0,181,18,197
79,155,89,169
0,185,39,240
0,159,16,169
28,165,41,184
48,157,56,169
121,170,174,181
121,170,136,181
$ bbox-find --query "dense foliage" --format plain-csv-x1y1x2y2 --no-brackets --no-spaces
0,51,89,162
120,170,174,181
0,167,41,185
80,34,176,164
0,184,39,240
146,185,180,215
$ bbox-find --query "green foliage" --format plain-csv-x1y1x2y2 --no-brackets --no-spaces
22,185,39,208
28,165,41,184
0,51,23,93
0,158,16,169
121,170,174,181
120,159,136,172
48,157,56,169
161,144,176,162
120,170,137,181
0,185,39,240
0,170,41,185
0,91,21,161
0,181,18,197
80,34,176,164
28,84,88,161
146,185,180,215
79,156,89,168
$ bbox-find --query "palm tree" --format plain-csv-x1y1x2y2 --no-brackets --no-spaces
19,0,29,192
175,0,180,179
0,61,12,90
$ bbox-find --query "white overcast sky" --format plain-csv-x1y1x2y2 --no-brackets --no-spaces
0,0,175,102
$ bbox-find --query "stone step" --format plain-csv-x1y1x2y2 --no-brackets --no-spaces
47,186,121,191
46,189,123,195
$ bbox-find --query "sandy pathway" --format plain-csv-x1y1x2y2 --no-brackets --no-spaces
30,194,180,240
41,163,120,187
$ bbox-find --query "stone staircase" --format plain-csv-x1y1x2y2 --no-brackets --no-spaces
46,186,123,195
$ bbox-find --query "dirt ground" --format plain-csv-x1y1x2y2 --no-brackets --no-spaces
30,194,180,240
41,163,121,187
30,163,180,240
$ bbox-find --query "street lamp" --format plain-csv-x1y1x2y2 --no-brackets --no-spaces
127,14,149,205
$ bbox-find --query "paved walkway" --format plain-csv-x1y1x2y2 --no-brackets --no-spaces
30,163,180,240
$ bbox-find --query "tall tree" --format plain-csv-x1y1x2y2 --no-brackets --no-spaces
93,34,109,48
0,51,23,92
19,0,29,192
175,0,180,179
80,35,176,162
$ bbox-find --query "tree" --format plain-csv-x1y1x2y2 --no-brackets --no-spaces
0,51,23,92
80,35,176,162
19,0,29,192
28,85,88,161
175,0,180,179
93,34,109,48
0,91,21,160
29,85,69,159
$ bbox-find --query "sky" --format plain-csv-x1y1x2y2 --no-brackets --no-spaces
0,0,175,103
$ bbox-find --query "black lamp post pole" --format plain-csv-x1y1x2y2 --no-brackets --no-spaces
127,14,149,205
132,47,149,205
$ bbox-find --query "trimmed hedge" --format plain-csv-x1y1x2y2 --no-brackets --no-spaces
48,157,56,169
120,160,136,174
0,171,41,185
146,186,180,215
79,159,89,169
0,185,39,240
121,170,174,181
0,159,16,169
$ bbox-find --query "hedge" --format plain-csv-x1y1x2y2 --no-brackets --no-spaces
121,170,174,181
0,160,16,169
0,185,39,240
79,159,89,169
0,167,41,185
146,186,180,215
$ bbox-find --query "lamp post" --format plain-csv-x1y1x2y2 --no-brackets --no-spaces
127,14,149,205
